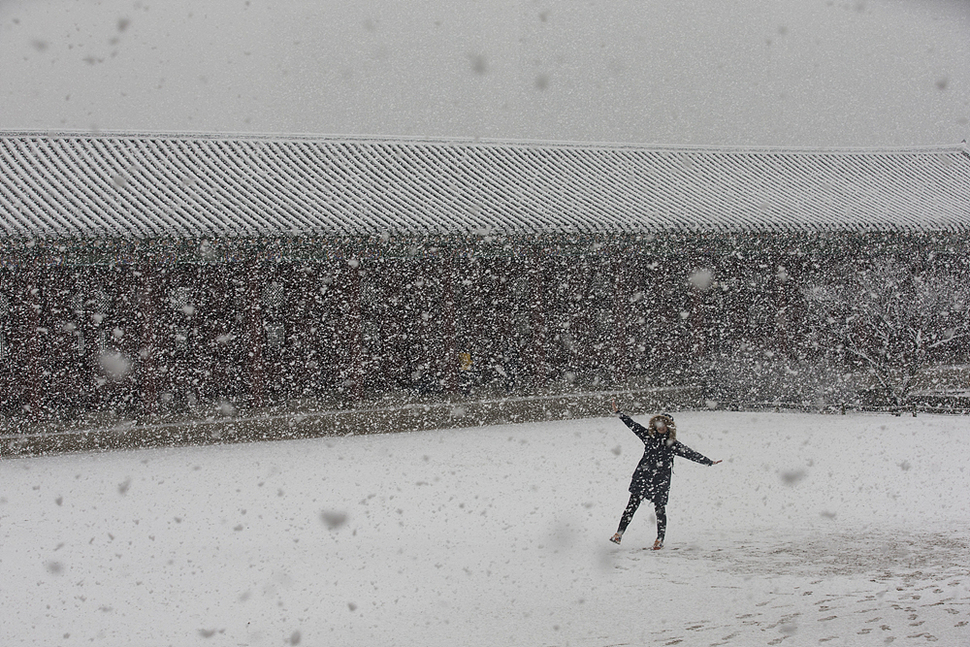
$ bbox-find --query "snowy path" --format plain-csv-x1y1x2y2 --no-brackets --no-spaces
2,411,969,646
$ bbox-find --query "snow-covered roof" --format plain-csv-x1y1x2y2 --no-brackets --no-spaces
1,132,968,239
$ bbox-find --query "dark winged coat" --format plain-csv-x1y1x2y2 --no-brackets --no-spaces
618,413,713,506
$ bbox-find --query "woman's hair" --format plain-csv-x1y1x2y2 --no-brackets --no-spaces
647,414,677,440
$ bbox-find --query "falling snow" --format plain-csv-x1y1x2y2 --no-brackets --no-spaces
2,411,969,646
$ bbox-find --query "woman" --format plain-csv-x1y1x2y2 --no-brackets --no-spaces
609,403,721,549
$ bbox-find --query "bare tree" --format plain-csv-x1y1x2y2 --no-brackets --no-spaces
802,256,970,409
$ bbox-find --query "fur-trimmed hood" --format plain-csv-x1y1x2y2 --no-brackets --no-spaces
647,414,677,441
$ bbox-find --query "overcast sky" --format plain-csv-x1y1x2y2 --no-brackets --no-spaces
1,0,968,147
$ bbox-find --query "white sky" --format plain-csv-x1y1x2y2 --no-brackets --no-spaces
1,0,968,146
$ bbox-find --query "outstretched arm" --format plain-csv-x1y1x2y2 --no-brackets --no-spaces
672,440,720,466
612,400,652,443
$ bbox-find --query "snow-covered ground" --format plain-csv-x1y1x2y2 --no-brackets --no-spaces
3,411,969,646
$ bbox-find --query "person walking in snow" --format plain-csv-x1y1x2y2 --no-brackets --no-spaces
609,402,721,550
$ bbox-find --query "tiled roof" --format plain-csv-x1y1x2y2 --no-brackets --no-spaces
1,132,968,239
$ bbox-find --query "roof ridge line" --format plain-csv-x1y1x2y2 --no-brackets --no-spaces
0,130,965,155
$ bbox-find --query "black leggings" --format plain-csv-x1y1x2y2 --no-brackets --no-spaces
617,493,666,541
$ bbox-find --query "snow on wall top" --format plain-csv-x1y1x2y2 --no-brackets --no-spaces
1,132,968,239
